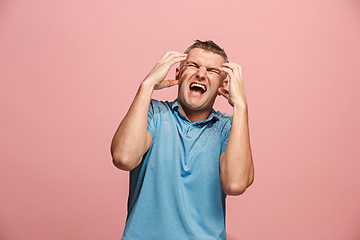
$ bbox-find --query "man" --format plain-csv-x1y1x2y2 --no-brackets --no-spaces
111,40,254,239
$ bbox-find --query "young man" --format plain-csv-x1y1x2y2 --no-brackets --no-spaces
111,40,254,239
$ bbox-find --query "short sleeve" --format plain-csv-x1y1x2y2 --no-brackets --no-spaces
220,117,232,154
147,99,157,137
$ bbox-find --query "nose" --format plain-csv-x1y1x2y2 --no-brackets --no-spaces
196,66,207,80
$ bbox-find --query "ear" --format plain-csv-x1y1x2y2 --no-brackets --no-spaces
222,78,229,89
175,67,180,80
217,79,229,96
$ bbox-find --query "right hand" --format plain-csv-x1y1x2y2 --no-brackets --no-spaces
143,51,187,90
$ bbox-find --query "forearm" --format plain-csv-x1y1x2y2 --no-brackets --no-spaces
111,81,155,170
111,51,186,170
220,106,254,195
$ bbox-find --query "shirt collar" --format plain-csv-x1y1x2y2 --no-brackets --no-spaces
171,99,219,124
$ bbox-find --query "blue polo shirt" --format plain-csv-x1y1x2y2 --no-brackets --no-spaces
122,99,232,240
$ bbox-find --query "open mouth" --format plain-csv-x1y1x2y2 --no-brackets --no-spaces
189,82,207,95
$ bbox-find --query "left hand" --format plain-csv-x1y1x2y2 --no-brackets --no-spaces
218,62,248,109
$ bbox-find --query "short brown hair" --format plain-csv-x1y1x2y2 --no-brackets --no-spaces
184,40,228,63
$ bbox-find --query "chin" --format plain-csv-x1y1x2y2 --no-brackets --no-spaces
185,99,213,112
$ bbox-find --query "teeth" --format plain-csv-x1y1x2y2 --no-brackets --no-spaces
190,83,206,91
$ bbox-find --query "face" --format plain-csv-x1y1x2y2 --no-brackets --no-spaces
176,48,227,113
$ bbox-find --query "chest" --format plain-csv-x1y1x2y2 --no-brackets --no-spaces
150,115,224,175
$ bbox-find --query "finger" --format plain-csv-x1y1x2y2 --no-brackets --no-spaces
159,52,187,65
218,67,236,81
222,62,241,70
167,54,187,66
163,52,187,62
159,53,187,67
222,63,242,78
161,51,185,59
161,79,178,88
222,63,242,74
237,65,243,78
154,79,179,90
167,79,179,87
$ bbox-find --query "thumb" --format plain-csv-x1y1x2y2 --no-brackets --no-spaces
154,79,179,90
167,79,179,87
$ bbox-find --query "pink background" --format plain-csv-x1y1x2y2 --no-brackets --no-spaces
1,0,360,239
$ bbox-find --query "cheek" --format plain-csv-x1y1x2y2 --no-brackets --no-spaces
209,76,223,88
179,71,195,84
183,68,197,76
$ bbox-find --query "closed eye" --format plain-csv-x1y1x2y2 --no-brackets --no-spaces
186,62,199,68
207,68,221,74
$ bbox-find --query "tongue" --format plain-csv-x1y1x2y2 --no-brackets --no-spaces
190,88,203,95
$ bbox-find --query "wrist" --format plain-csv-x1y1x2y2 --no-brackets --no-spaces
141,78,156,91
233,103,248,113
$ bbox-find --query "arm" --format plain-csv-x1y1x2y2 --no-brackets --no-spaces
218,63,254,195
110,52,187,171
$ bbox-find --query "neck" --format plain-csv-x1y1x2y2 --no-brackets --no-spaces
178,102,212,123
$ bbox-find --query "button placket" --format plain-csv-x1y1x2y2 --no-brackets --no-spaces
186,124,192,135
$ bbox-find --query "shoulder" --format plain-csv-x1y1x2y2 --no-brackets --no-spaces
213,110,233,125
149,99,175,114
211,110,233,137
150,98,174,108
150,98,172,106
